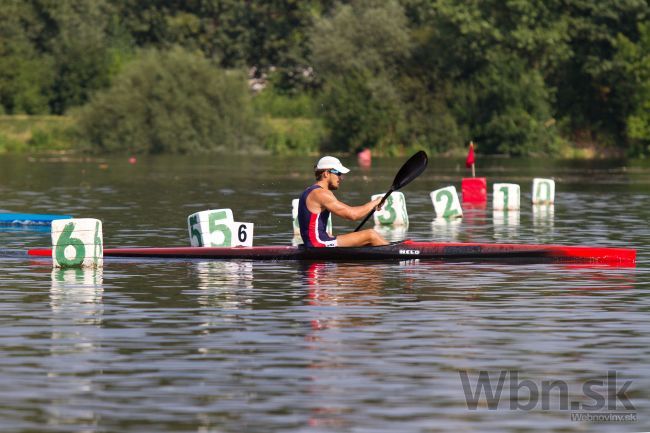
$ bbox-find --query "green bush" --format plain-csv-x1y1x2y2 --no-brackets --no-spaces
453,54,563,156
615,23,650,156
27,129,52,148
311,0,412,154
0,133,23,153
253,85,317,118
263,117,324,154
74,47,262,154
0,115,74,153
27,127,72,150
318,72,406,153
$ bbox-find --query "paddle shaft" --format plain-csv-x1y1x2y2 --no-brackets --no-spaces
354,189,393,232
353,150,428,232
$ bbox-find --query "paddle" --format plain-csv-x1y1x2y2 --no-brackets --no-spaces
354,150,428,232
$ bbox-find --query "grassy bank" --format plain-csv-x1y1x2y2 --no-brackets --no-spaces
0,114,327,156
0,115,75,153
0,115,629,158
262,117,325,155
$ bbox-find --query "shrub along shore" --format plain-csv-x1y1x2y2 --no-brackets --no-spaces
0,114,328,156
0,114,626,159
0,115,74,153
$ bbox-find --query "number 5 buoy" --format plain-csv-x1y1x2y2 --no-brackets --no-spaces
188,209,254,247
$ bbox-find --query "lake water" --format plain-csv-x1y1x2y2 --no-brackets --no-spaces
0,154,648,432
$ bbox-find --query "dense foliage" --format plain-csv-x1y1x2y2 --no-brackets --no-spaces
0,0,648,156
74,48,261,153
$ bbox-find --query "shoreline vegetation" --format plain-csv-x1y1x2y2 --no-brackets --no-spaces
0,114,632,159
1,1,649,158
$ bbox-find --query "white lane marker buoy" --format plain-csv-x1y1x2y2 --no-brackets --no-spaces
188,209,254,247
430,186,463,219
532,178,555,205
371,191,408,226
51,218,103,268
493,183,521,210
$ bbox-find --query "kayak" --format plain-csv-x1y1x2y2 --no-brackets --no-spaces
0,213,72,225
27,240,636,266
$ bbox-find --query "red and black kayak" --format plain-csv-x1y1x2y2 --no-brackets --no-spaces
27,240,636,266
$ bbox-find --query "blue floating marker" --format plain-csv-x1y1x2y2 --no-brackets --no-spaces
0,213,73,225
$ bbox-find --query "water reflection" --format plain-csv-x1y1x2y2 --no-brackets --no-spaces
461,201,487,211
431,217,462,241
374,224,408,242
533,204,555,221
533,204,555,228
301,262,386,429
455,207,488,242
556,267,636,291
50,268,103,325
302,262,385,312
492,210,520,240
194,261,254,309
49,268,103,430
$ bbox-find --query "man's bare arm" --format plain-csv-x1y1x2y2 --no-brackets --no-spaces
314,189,381,221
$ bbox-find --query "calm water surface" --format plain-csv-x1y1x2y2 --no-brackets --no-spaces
0,154,648,432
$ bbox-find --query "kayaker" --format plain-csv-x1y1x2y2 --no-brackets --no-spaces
298,156,388,247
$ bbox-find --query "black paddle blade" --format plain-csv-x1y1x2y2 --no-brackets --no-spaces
392,150,428,191
354,150,429,232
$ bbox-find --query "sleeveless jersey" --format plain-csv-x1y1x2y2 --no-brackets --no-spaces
298,185,337,247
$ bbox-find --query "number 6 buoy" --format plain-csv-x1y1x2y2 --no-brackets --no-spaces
233,222,254,247
51,218,103,268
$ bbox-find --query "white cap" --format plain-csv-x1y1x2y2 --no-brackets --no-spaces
315,156,350,174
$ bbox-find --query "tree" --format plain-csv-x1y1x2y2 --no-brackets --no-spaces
45,0,123,113
0,0,133,114
614,22,650,156
407,0,567,155
75,48,261,153
551,0,649,146
110,0,331,90
311,0,413,153
457,52,562,155
0,1,54,114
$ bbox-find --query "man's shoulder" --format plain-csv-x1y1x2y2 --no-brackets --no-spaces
309,186,335,202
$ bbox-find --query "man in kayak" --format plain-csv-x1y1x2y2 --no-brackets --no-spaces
298,156,388,247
